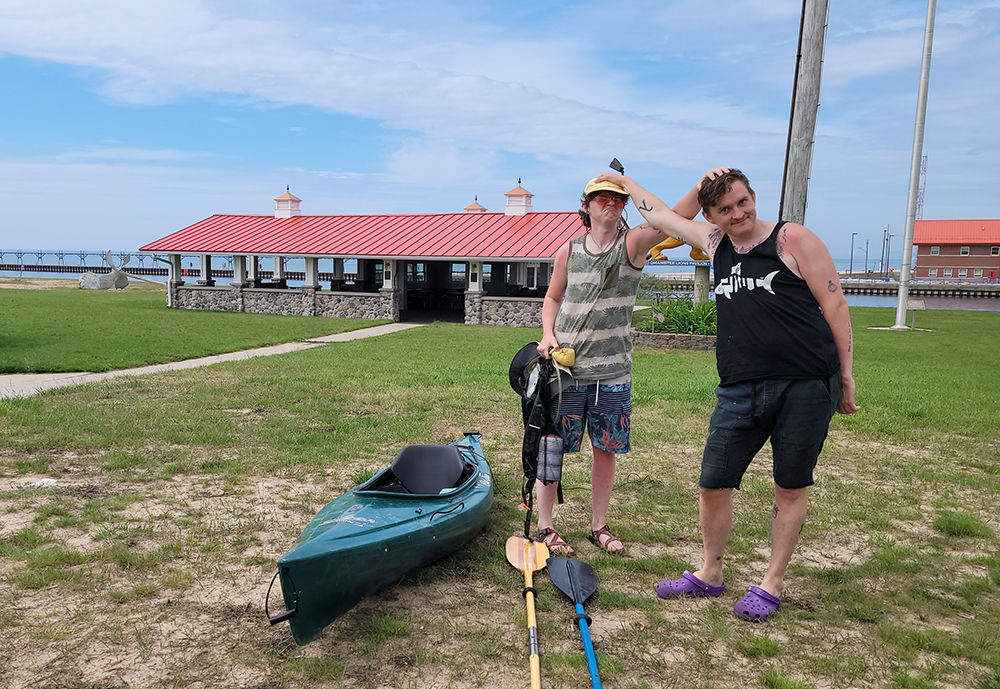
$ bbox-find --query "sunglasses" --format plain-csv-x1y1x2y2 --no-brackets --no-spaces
592,192,628,207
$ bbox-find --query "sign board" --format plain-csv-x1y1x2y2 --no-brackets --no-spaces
906,300,925,311
647,259,712,267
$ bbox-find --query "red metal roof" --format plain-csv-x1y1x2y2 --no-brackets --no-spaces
139,211,586,259
914,219,1000,245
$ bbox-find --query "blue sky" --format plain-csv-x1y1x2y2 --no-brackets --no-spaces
1,0,998,266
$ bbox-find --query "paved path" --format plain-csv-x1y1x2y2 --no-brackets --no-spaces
0,323,424,400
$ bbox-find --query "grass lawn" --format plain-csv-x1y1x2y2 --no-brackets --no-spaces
0,280,387,373
0,303,998,689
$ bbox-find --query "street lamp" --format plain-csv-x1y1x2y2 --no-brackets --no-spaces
886,234,895,278
865,240,869,274
850,232,858,277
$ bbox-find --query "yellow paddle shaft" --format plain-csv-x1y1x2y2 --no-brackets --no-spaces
524,551,541,689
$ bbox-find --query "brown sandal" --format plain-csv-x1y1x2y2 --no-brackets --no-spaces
538,528,575,556
589,525,625,554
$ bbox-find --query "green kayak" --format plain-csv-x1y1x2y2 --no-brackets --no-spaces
270,431,494,645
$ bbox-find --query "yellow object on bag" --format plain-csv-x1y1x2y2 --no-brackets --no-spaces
550,348,575,367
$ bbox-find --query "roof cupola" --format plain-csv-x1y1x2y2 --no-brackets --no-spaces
504,179,533,216
274,186,302,218
464,196,488,213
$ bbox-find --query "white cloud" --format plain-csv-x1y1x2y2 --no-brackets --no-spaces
0,0,998,258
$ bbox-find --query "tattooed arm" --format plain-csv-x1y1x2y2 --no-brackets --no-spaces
595,172,718,264
779,224,860,415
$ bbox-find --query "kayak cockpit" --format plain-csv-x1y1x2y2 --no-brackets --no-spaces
356,444,477,496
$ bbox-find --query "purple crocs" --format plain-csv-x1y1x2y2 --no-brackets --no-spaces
733,586,782,622
656,571,726,599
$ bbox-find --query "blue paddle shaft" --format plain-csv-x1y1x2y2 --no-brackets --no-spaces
575,602,602,689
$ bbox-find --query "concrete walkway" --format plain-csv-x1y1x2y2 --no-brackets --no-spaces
0,323,424,400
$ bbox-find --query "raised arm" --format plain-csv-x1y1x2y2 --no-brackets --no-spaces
537,241,570,359
673,168,731,220
597,173,720,261
778,224,860,415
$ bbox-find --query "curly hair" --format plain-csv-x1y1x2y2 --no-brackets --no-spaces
697,169,754,212
578,190,600,228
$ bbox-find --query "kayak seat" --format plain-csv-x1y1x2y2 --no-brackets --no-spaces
390,444,465,494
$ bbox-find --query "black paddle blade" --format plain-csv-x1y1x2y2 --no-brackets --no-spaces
546,557,597,604
608,158,624,174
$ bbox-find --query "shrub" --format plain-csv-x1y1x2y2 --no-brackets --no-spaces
636,297,717,335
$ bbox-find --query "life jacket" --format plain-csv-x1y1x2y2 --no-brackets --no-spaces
510,345,571,539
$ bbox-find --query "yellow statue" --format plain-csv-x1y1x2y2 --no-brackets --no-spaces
648,237,709,262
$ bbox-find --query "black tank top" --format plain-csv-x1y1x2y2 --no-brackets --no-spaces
713,221,840,385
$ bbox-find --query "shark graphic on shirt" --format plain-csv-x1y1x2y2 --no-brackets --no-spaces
715,263,779,300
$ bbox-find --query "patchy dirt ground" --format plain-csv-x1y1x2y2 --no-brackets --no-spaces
1,431,998,689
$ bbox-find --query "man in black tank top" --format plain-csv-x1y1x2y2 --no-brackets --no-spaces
597,169,859,622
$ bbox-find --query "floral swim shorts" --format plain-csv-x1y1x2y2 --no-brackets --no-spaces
548,379,631,454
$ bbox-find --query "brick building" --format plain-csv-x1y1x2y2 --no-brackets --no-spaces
913,219,1000,282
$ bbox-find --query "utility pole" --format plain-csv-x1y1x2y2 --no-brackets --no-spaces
893,0,937,329
850,232,858,276
779,0,830,224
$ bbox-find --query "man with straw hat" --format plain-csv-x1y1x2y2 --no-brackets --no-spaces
534,174,699,554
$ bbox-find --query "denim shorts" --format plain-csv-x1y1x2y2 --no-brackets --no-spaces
700,374,841,490
549,380,632,454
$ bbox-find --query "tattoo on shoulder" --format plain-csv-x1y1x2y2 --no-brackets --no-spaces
775,227,788,257
639,199,652,212
827,281,838,293
708,228,722,253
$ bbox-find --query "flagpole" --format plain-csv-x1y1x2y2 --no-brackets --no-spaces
892,0,936,329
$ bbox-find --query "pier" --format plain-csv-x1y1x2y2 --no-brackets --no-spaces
0,250,353,283
5,251,1000,299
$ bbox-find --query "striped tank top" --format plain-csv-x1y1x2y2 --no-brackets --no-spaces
554,231,644,381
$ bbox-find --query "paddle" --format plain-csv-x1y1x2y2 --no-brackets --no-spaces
546,557,602,689
506,535,550,689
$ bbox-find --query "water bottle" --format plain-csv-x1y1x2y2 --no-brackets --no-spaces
537,435,564,485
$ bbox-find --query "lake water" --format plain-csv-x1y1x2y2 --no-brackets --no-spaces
843,294,1000,311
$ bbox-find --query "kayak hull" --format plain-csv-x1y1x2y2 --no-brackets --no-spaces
275,432,493,645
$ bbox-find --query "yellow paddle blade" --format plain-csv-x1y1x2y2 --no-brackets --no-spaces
505,536,550,573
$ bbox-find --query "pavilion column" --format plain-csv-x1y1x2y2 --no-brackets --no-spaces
198,253,215,286
380,259,400,322
232,255,248,287
168,253,183,285
693,265,712,304
330,257,345,290
274,256,285,281
303,257,320,290
248,255,260,286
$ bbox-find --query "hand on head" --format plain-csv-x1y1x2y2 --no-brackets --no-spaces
596,172,628,187
697,168,730,190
